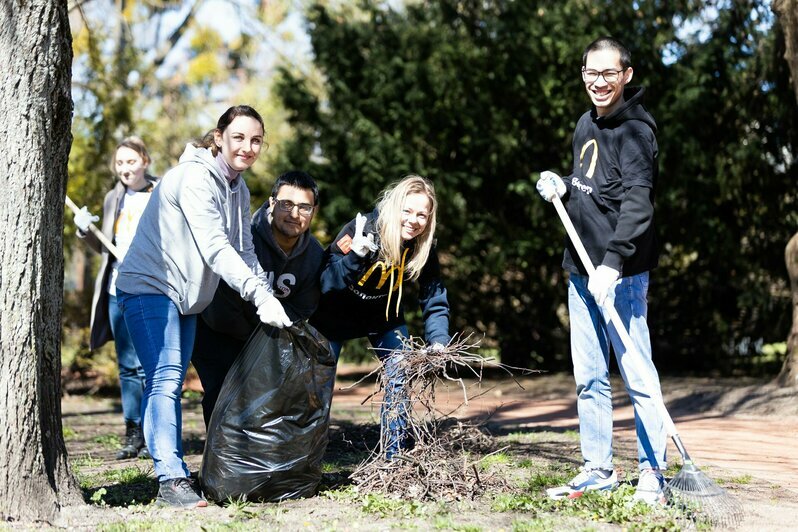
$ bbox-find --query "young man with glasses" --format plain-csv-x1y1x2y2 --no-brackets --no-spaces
536,36,667,505
192,170,324,427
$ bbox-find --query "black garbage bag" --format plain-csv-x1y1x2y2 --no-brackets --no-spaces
199,321,336,502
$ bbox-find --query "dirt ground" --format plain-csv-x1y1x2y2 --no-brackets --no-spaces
53,367,798,531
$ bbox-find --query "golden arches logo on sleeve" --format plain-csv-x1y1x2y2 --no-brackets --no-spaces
579,139,598,179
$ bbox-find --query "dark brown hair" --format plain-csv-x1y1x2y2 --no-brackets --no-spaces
196,105,266,156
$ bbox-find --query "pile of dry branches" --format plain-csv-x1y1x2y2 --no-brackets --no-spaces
348,333,525,500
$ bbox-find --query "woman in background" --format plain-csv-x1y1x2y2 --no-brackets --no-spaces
73,136,157,460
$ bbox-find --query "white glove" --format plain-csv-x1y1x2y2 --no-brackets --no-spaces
351,212,378,257
588,265,620,306
253,289,292,328
536,171,566,202
426,342,446,354
74,206,99,232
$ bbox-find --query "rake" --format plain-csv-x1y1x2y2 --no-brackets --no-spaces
550,195,744,527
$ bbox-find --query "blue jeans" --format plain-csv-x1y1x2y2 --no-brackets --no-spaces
108,294,145,425
330,325,410,460
568,272,666,472
117,290,197,482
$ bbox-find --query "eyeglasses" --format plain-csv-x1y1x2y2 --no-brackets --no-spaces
582,68,627,83
274,199,314,216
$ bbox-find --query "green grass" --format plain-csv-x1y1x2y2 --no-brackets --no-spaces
493,483,687,529
62,425,78,441
81,466,157,507
225,496,260,521
360,493,428,518
724,474,753,485
94,433,121,449
477,452,511,471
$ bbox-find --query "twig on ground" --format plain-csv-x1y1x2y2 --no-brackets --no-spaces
349,333,534,500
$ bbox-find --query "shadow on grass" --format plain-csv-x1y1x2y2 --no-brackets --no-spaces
83,478,159,508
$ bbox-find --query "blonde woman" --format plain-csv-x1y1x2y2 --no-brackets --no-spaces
311,175,450,459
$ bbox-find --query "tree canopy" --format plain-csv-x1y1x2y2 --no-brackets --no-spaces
274,0,797,372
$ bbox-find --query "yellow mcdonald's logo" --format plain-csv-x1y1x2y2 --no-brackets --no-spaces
358,261,402,291
579,139,598,179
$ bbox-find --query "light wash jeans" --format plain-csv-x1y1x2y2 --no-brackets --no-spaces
330,325,410,460
568,272,666,472
108,294,145,425
117,290,197,482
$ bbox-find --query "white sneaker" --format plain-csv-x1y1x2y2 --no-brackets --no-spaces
546,468,618,500
632,468,667,506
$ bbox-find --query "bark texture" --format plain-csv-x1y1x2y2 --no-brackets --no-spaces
774,0,798,102
0,0,82,522
779,233,798,386
774,0,798,386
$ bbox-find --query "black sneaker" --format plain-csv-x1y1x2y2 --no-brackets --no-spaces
116,421,144,460
156,478,207,508
137,446,151,459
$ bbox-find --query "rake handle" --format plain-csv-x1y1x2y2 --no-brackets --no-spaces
65,194,122,261
551,195,691,461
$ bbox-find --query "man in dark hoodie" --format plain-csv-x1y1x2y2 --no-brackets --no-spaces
192,170,324,427
536,37,667,505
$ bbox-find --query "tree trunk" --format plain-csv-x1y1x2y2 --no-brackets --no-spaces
778,234,798,386
774,0,798,385
774,0,798,102
0,0,83,523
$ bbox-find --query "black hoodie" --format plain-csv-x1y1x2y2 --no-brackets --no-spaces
310,208,450,344
562,86,659,276
200,205,324,340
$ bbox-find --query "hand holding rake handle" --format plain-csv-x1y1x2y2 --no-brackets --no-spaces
65,194,122,261
550,195,742,526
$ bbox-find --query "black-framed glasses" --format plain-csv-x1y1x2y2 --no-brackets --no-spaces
582,68,627,83
274,199,314,216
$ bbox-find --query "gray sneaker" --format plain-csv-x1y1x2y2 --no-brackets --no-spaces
632,468,667,506
156,477,208,508
546,468,618,499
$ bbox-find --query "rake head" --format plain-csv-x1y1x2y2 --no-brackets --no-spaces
665,462,745,528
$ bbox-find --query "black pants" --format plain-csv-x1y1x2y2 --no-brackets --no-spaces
192,317,250,428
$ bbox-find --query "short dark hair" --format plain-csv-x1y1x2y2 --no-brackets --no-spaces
271,170,320,206
582,36,632,69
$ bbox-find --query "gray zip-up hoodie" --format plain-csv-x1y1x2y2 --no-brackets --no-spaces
116,144,270,314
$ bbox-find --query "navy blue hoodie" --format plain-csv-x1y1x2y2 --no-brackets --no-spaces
310,209,450,345
200,205,324,340
562,86,659,276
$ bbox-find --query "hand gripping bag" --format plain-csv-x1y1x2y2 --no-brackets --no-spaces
199,321,336,502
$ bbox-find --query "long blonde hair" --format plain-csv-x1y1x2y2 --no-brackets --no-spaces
376,175,437,281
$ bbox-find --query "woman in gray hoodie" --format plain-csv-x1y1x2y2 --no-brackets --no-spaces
115,105,291,508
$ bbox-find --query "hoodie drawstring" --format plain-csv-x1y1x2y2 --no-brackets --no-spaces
384,248,409,321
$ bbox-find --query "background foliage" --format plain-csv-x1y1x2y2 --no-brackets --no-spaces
66,0,797,375
273,0,797,372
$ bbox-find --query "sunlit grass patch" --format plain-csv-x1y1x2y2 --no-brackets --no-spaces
93,433,121,449
63,425,78,441
432,515,483,532
225,495,260,520
723,474,753,486
360,493,428,518
493,483,687,528
478,451,511,471
81,466,157,507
